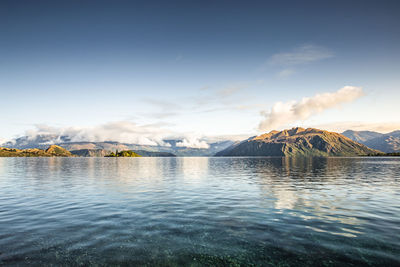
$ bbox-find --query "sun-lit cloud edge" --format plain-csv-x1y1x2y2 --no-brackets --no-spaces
258,86,365,132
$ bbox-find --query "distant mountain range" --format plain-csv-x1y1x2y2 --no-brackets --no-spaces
216,127,380,157
342,130,400,153
1,136,234,157
70,149,111,157
2,128,399,157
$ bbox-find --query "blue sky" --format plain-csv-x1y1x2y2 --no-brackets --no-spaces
1,0,400,145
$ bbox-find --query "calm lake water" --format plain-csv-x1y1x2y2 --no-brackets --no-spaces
0,157,399,266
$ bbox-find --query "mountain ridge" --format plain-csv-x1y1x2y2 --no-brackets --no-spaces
342,130,400,152
216,127,381,157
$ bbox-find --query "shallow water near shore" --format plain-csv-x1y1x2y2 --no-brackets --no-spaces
0,157,399,266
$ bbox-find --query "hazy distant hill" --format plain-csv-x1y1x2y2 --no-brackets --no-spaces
70,149,111,157
342,130,400,153
0,145,73,157
133,150,176,157
1,137,233,156
70,149,176,157
363,131,400,153
341,130,383,143
60,140,232,156
216,127,380,157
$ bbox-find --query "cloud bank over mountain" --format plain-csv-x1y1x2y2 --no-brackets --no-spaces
259,86,365,131
0,121,221,149
20,122,172,146
0,121,240,156
176,137,210,149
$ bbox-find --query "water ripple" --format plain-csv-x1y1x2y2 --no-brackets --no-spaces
0,157,399,266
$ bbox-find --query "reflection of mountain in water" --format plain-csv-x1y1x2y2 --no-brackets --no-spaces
252,157,374,231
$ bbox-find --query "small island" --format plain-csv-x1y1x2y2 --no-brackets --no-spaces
105,150,141,157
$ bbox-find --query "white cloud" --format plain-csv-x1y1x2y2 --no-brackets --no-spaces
14,121,221,149
0,138,8,146
144,99,182,111
24,121,174,146
234,103,267,110
277,69,295,78
217,85,245,97
195,84,247,107
269,45,334,66
176,136,210,149
199,85,211,91
259,86,365,131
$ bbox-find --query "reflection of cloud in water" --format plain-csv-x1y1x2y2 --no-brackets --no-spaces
22,158,176,194
274,189,297,210
98,158,169,192
180,157,209,183
0,158,5,176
